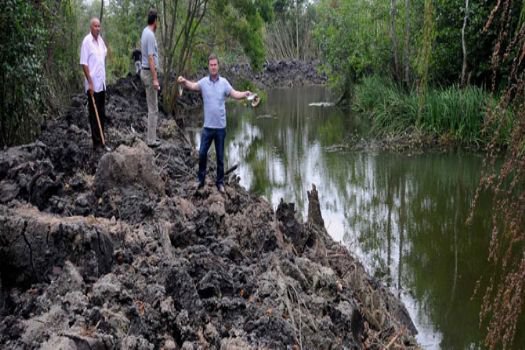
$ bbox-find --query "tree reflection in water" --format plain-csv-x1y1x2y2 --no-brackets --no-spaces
187,86,501,349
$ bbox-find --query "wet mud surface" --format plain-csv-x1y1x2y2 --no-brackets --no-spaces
0,67,418,349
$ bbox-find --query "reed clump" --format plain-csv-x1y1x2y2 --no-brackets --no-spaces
352,75,511,146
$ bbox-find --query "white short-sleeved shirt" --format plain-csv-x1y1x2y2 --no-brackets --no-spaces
80,33,107,93
198,76,232,129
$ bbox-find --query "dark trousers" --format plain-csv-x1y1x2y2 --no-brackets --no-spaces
198,127,226,186
86,91,106,148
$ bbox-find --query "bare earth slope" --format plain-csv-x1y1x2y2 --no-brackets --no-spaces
0,73,418,349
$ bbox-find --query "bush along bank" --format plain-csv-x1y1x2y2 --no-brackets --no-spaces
351,75,513,152
0,75,418,349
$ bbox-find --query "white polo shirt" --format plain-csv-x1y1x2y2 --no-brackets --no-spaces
80,33,107,93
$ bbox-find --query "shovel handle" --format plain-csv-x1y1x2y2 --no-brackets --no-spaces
90,93,106,145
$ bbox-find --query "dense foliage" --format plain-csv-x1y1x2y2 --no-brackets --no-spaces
314,0,391,97
0,0,46,146
313,0,522,148
103,0,150,79
431,0,494,86
212,0,271,70
313,0,502,91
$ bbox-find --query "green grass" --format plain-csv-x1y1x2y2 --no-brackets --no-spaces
352,75,503,145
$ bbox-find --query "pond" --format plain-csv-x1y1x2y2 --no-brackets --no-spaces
185,85,518,349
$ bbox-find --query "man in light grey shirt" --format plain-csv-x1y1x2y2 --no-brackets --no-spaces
177,54,251,193
140,9,160,147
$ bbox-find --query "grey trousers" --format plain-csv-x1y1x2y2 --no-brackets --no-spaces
140,69,158,144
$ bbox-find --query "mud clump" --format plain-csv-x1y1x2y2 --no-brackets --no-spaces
0,75,417,349
95,140,165,196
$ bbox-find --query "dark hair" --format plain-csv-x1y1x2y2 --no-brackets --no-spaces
147,9,158,25
208,53,219,64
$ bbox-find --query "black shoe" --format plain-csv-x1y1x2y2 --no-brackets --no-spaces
197,182,205,190
147,139,161,148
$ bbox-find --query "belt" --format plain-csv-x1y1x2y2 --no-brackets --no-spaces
142,67,150,70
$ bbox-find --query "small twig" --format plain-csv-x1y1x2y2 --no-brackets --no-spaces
326,253,348,258
224,163,239,176
159,155,172,171
385,330,402,349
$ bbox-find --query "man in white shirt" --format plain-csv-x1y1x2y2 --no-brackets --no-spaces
80,17,110,151
140,9,161,148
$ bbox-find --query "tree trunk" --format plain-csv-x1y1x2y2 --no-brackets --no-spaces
100,0,104,23
296,0,299,59
390,0,400,81
460,0,469,86
403,0,411,86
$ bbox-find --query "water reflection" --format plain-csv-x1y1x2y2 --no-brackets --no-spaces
186,86,502,349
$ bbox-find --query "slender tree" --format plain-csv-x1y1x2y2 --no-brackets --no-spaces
390,0,401,81
403,0,411,86
460,0,470,86
415,0,435,120
295,0,299,58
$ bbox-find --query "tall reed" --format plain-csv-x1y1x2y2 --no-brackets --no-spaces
352,76,506,145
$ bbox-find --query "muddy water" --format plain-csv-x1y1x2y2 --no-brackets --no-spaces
185,86,514,349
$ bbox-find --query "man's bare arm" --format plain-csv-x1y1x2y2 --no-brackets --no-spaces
177,76,200,91
149,55,159,90
82,65,94,95
229,88,251,100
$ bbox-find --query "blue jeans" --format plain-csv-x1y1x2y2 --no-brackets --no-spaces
198,127,226,186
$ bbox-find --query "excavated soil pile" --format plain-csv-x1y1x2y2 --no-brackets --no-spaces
0,74,417,349
223,60,328,88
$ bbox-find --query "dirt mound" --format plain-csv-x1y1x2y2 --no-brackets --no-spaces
224,60,328,88
0,75,417,349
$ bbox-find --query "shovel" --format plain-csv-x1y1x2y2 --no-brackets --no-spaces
90,93,112,152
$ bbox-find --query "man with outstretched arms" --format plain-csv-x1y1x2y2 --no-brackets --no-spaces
177,54,251,193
